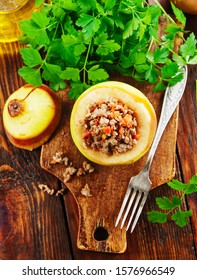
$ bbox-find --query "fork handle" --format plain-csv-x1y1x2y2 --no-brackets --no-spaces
144,65,188,172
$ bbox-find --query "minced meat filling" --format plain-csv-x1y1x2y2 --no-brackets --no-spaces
81,98,139,155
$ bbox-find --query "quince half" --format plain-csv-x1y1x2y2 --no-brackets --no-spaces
70,81,157,166
3,84,62,150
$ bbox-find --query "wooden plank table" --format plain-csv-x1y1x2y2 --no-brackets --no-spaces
0,1,196,260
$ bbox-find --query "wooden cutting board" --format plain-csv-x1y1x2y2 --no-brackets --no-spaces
40,16,180,254
40,82,178,254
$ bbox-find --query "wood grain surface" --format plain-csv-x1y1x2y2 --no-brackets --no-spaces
0,0,197,260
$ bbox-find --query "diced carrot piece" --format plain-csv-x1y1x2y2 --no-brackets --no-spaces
134,133,140,140
119,127,124,135
83,131,92,139
121,114,134,127
97,101,104,107
94,119,100,125
111,106,116,112
102,126,112,134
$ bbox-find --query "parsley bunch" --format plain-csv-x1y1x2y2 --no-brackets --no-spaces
147,174,197,227
18,0,197,98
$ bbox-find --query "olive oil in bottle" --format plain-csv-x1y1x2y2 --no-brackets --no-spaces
0,0,36,42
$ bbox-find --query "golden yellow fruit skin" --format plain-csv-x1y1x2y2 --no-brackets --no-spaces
70,81,157,166
3,85,62,150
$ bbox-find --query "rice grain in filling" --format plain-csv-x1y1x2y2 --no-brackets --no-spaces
81,98,139,155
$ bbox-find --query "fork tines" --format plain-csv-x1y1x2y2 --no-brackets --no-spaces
115,187,148,233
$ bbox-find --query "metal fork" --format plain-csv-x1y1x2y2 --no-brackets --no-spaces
115,65,188,233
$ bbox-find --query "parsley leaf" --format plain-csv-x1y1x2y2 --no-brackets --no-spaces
20,48,43,67
94,33,120,56
154,48,169,64
60,67,80,82
145,64,159,84
170,2,186,26
18,66,42,86
156,196,181,210
31,11,50,28
69,81,89,99
147,211,168,223
76,14,101,41
171,210,192,227
147,174,197,228
161,62,179,80
123,18,139,39
88,65,109,82
42,63,63,84
179,33,197,63
18,0,197,98
190,174,197,184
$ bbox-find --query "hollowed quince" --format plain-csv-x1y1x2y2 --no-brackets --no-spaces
70,81,157,166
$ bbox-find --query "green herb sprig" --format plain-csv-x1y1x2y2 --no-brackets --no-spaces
18,0,197,98
147,174,197,227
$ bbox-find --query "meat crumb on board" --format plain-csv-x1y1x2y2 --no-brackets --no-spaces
51,152,95,183
39,153,95,196
51,152,69,165
81,183,92,197
83,161,95,173
38,184,66,196
63,166,77,183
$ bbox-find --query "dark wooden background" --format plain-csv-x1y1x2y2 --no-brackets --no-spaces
0,0,196,259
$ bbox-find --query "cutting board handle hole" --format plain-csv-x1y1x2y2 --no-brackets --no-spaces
94,226,109,241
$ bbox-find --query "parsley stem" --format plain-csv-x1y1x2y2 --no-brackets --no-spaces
153,0,176,24
148,37,154,52
82,39,92,84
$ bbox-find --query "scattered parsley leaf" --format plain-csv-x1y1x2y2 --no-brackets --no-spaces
147,211,168,223
167,179,189,191
190,174,197,184
183,184,197,195
171,210,192,227
147,174,197,228
156,196,181,210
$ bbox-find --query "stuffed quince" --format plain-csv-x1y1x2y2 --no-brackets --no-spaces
70,81,157,166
